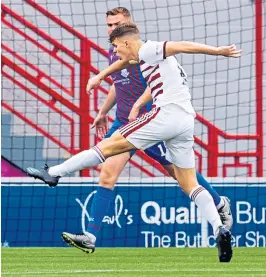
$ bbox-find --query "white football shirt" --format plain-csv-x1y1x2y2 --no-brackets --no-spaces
138,40,195,116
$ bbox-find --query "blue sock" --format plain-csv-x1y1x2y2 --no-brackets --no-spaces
196,171,222,207
86,186,113,238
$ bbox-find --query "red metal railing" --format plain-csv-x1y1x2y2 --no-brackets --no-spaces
1,1,166,177
1,0,264,177
255,0,264,177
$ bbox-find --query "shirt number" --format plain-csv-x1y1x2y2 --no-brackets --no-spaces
158,144,166,157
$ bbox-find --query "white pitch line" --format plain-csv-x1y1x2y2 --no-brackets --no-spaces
2,268,266,275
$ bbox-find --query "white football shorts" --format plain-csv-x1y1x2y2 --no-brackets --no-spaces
119,103,195,168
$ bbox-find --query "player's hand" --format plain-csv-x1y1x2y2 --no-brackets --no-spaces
129,60,138,65
86,75,103,95
91,113,108,139
218,44,242,58
128,105,140,122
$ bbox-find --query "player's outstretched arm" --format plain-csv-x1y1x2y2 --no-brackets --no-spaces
128,87,152,122
165,41,242,58
86,60,130,94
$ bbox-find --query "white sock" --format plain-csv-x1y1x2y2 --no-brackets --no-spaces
190,186,223,237
216,197,225,210
48,146,105,177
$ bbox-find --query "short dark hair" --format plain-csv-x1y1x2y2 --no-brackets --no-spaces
106,7,131,18
109,23,139,43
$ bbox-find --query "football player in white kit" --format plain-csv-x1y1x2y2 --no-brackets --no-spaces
26,23,241,262
88,24,240,262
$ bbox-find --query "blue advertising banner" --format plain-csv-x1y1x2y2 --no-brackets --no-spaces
1,178,266,248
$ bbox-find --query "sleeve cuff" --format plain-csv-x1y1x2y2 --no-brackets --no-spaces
163,41,168,59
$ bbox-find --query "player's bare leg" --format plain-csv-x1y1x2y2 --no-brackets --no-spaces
173,166,232,262
97,132,136,157
99,153,131,189
162,164,176,179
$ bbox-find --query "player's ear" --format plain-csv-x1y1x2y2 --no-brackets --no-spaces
124,40,129,47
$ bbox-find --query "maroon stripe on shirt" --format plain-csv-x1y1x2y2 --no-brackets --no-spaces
142,65,154,73
151,82,163,93
144,65,159,82
148,72,161,84
139,60,145,65
153,89,163,98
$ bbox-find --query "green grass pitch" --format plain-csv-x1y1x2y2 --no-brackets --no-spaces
2,248,266,277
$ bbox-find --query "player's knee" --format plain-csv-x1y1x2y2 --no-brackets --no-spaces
99,167,117,189
173,166,198,194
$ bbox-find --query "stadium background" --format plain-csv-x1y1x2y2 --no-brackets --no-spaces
1,0,265,251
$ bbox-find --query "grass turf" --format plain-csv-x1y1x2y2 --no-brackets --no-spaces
2,248,266,277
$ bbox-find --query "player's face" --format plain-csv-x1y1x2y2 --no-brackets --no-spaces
112,38,137,61
112,38,128,60
106,14,130,35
